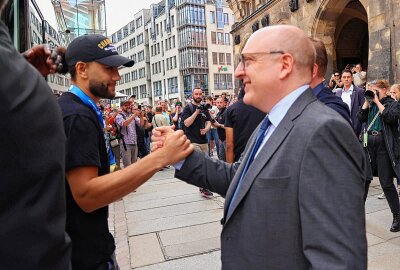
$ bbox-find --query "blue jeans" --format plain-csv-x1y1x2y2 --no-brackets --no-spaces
144,136,151,153
206,129,220,156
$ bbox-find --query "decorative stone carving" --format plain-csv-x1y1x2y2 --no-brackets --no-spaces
234,35,241,45
289,0,299,12
261,15,270,27
252,21,260,32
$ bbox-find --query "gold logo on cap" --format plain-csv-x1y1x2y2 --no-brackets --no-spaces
98,38,112,49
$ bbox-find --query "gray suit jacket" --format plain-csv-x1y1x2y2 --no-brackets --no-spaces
175,90,367,269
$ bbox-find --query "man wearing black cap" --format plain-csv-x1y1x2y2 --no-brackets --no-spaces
58,34,193,270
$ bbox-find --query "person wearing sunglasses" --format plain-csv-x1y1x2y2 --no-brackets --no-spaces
328,71,343,92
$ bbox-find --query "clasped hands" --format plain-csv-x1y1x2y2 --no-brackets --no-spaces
23,45,67,76
151,126,193,165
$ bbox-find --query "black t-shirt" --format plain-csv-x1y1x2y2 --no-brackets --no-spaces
58,92,114,270
225,100,266,162
0,21,71,270
144,112,155,137
170,112,183,130
181,103,212,144
216,107,227,141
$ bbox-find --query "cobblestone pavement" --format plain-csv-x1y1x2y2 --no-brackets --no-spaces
109,168,400,269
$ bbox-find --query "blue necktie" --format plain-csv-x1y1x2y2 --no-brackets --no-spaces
226,117,271,218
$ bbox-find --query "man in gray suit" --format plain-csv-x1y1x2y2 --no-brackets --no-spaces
153,25,367,269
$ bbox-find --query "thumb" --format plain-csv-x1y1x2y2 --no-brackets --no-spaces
154,125,175,134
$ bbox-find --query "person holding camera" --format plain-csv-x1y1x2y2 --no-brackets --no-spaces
358,79,400,232
182,88,213,197
328,70,343,92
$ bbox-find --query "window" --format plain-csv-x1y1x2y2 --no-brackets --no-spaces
210,11,215,24
219,53,225,65
137,33,144,45
117,30,122,41
223,13,229,25
212,52,218,65
217,32,224,44
214,74,233,90
117,46,122,54
130,21,135,33
138,50,145,62
123,42,128,52
132,86,138,97
129,38,136,49
123,26,129,37
139,84,147,99
136,16,142,28
226,53,232,65
168,77,178,94
124,73,131,83
172,36,176,48
171,15,175,27
224,33,230,45
139,68,146,78
173,56,177,68
153,81,162,96
211,32,216,44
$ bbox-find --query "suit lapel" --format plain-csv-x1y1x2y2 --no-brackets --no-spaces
223,89,317,223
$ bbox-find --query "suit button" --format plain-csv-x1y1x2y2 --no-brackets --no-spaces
225,237,232,241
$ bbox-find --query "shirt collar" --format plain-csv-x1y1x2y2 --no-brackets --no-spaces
268,85,309,128
312,81,326,96
343,84,354,93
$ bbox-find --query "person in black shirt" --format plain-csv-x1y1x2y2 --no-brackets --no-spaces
144,105,155,152
0,4,71,268
225,90,266,163
213,97,227,161
171,101,184,130
59,34,193,270
181,88,213,197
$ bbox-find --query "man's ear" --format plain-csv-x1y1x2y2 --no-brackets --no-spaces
75,62,88,80
278,53,294,80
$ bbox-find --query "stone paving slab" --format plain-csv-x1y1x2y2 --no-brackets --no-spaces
125,193,210,212
163,237,220,259
125,200,222,222
134,251,221,270
366,209,400,241
127,209,223,236
159,221,222,246
129,233,165,268
124,183,197,203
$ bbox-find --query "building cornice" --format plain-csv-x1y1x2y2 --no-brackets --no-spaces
230,0,276,33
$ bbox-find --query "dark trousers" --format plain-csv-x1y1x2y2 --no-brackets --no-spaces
367,134,399,214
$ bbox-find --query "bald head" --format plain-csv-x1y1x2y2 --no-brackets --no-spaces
235,25,316,113
247,25,316,74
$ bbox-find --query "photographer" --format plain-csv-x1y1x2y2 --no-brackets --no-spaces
182,88,213,197
328,71,343,92
358,79,400,232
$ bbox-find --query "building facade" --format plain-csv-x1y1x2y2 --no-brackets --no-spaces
112,0,235,106
227,0,400,84
52,0,107,43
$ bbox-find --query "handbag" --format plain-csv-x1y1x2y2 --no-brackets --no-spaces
110,138,119,147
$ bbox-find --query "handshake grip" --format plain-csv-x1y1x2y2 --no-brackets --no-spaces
50,47,69,74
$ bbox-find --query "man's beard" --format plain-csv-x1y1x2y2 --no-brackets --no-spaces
89,80,115,99
193,97,202,103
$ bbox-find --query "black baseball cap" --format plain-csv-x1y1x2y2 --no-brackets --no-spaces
65,34,134,68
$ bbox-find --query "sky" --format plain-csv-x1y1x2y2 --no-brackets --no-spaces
37,0,159,36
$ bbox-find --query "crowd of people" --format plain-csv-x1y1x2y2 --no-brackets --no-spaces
2,0,400,266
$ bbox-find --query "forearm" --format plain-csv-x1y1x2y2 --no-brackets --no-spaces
68,152,167,213
184,112,197,127
204,121,211,133
123,115,136,127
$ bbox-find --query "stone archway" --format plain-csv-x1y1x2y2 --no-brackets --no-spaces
311,0,369,77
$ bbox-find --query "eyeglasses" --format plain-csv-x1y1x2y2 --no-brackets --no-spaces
239,51,285,70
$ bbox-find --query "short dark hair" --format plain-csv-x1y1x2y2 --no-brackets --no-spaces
341,69,353,77
68,65,77,81
309,38,328,77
